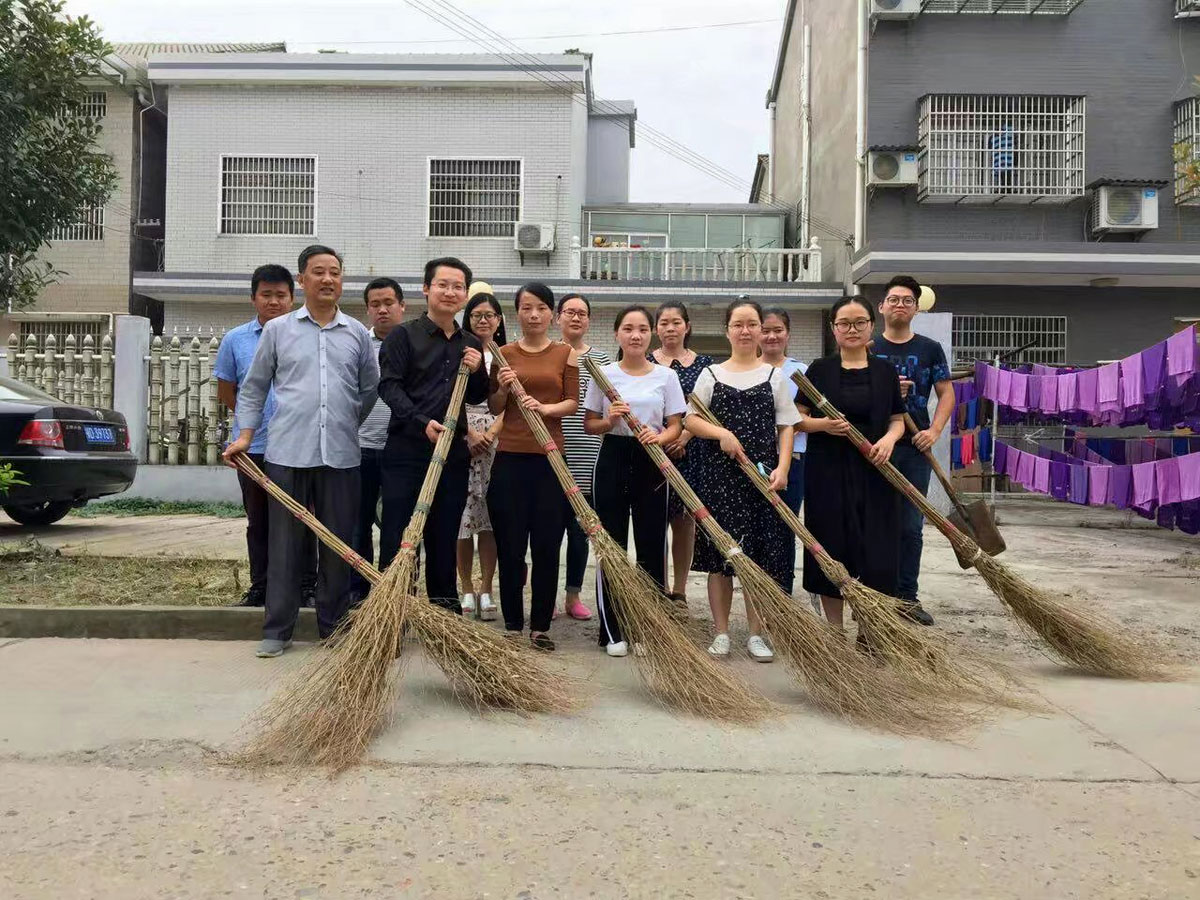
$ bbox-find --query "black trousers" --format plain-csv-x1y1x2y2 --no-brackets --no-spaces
487,451,566,633
593,436,669,646
236,452,316,596
348,446,384,599
379,445,469,611
263,463,359,642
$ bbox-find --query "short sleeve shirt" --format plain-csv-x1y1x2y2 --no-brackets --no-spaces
213,318,276,455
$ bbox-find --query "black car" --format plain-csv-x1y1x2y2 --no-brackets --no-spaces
0,374,137,526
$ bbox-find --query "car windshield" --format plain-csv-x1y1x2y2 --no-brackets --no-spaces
0,375,59,404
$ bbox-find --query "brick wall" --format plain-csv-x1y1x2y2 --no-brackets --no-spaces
164,85,584,280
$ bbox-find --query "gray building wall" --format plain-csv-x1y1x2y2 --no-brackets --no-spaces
866,0,1200,244
163,85,585,280
585,116,631,204
770,0,858,282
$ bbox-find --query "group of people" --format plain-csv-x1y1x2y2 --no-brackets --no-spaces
218,246,951,662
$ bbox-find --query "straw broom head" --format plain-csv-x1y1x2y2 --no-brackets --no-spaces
495,344,772,723
686,391,1022,710
787,367,1170,682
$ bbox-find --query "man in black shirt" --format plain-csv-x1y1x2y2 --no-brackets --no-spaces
377,257,485,610
872,275,953,625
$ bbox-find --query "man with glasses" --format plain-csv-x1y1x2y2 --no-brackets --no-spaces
347,277,406,604
872,275,953,626
377,257,486,611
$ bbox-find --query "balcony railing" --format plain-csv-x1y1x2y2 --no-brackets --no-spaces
1179,1,1200,18
576,240,822,284
921,0,1085,12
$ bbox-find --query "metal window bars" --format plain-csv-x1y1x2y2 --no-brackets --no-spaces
951,315,1068,367
57,90,107,120
49,203,105,241
918,94,1085,203
1176,1,1200,18
428,159,522,238
219,156,316,236
1174,98,1200,205
920,0,1085,12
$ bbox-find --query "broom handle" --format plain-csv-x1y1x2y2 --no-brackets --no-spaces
578,356,748,565
902,413,973,524
228,364,472,589
789,370,982,561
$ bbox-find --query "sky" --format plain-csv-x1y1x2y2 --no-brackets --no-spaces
64,0,786,203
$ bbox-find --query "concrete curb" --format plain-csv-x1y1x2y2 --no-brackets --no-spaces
0,606,319,641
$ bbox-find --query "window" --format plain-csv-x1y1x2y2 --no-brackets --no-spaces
49,203,104,241
219,156,316,236
952,315,1067,367
428,159,522,238
918,95,1085,203
1174,98,1200,205
19,317,112,348
922,0,1084,12
1177,1,1200,18
59,90,106,121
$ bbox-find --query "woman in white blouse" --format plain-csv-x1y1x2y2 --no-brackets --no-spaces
583,305,687,657
683,299,800,662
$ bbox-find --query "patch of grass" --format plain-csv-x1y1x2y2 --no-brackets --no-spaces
71,497,246,519
0,539,247,607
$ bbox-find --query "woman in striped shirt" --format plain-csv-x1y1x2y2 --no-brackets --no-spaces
557,292,611,621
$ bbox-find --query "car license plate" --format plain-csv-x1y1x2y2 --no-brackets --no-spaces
84,425,115,444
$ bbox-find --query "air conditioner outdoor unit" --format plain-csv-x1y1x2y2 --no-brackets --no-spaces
867,150,919,187
871,0,922,19
514,222,556,252
1091,185,1159,234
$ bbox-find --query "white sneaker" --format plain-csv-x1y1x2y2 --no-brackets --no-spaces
747,635,775,662
708,633,731,657
605,641,629,657
478,592,496,621
461,592,476,614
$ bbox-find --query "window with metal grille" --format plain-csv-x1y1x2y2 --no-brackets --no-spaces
49,203,105,241
1174,98,1200,205
18,317,112,348
921,0,1084,13
219,156,316,236
428,159,522,238
952,315,1067,366
918,95,1085,203
58,90,106,120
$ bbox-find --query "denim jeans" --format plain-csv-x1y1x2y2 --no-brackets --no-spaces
890,443,932,604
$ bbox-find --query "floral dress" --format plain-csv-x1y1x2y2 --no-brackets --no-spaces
653,352,714,519
459,353,498,539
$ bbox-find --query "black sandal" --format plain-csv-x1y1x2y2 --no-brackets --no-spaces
530,632,555,652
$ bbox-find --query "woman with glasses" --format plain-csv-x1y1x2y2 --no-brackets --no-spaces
649,301,713,608
455,284,507,620
488,282,579,652
682,298,799,662
556,292,610,621
797,296,906,631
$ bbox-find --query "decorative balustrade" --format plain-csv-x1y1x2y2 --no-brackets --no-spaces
146,329,230,466
576,239,823,284
5,332,115,411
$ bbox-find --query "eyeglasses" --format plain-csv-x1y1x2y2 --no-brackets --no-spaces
469,311,498,322
833,319,872,333
432,280,467,293
559,309,589,319
883,295,917,308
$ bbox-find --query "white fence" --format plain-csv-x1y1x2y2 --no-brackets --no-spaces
5,325,232,465
576,239,824,284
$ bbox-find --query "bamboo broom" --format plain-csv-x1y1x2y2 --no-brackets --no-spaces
234,364,573,771
582,357,964,734
790,368,1167,680
688,391,1021,709
488,341,771,723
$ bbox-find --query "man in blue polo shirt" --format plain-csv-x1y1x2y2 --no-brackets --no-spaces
214,263,315,608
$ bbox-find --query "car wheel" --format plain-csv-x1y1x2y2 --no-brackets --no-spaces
2,500,75,526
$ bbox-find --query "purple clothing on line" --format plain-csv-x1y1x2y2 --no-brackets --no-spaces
1088,465,1111,506
1120,354,1144,413
1069,465,1089,505
1179,453,1200,503
1132,461,1157,513
1109,465,1132,510
994,440,1008,475
1156,458,1182,506
1049,460,1070,501
1016,450,1035,488
1059,371,1078,413
1039,375,1059,414
1033,456,1051,494
1166,326,1197,383
1077,368,1099,415
996,369,1013,406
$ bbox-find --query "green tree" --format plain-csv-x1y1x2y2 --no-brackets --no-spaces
0,0,117,311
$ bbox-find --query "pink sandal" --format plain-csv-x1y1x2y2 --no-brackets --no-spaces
564,597,592,621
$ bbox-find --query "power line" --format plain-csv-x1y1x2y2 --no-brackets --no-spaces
288,19,782,46
404,0,853,243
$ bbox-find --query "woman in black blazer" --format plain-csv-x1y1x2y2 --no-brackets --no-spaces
797,296,906,628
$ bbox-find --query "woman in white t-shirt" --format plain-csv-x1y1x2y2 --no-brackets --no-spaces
583,305,687,657
683,299,800,663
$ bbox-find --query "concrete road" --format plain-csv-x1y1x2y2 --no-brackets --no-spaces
1,637,1198,900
